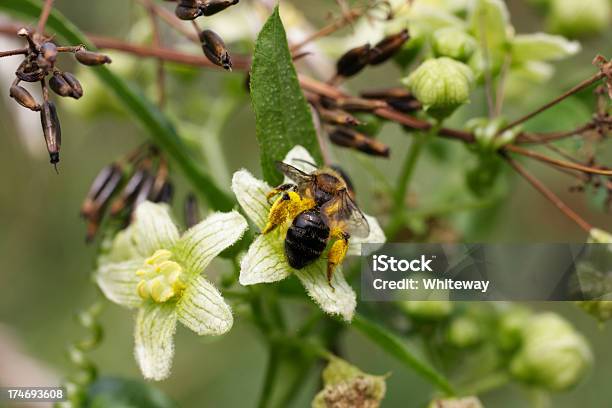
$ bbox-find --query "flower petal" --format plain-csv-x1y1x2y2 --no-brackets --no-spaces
175,211,247,275
177,275,233,335
131,202,180,257
239,233,292,285
347,214,386,256
134,303,177,381
282,145,317,182
96,259,143,309
295,261,356,321
231,170,271,231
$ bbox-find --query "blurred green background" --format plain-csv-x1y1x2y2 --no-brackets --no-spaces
0,0,611,407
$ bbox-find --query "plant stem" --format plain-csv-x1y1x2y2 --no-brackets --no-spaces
258,349,280,408
394,132,428,209
500,72,606,132
505,144,612,176
37,0,54,35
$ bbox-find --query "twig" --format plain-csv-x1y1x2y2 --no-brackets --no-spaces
500,72,606,132
135,0,200,44
505,145,612,176
503,155,592,232
290,7,364,52
37,0,54,36
0,48,27,58
516,122,597,144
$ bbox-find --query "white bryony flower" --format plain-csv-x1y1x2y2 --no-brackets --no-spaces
231,146,385,321
95,201,247,381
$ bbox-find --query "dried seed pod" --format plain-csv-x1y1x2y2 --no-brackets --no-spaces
200,29,232,70
184,193,200,228
336,44,371,78
318,108,361,126
40,101,62,165
200,0,240,16
109,168,149,216
360,87,414,100
386,98,422,114
133,174,155,209
323,96,387,112
49,72,73,98
368,29,410,66
75,49,112,66
16,61,45,83
154,182,174,204
175,4,202,20
62,72,83,98
81,163,122,217
9,85,40,111
329,127,390,157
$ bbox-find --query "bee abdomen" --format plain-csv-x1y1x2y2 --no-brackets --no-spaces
285,209,329,269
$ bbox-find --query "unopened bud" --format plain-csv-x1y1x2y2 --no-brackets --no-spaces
403,57,474,119
549,0,610,37
432,27,477,61
200,30,232,71
9,85,40,111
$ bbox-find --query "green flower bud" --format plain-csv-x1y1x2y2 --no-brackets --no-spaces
548,0,611,37
432,27,477,61
400,300,453,320
403,57,474,120
510,313,592,390
428,396,484,408
497,305,532,351
312,357,387,408
448,316,481,348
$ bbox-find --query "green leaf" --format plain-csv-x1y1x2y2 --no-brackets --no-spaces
511,33,580,62
250,6,322,184
0,0,234,211
85,377,177,408
352,314,456,395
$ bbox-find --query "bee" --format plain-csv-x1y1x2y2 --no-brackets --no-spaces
262,161,370,287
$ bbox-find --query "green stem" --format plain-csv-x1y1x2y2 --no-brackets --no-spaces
394,133,427,210
258,349,281,408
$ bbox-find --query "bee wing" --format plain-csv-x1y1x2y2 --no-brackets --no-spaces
275,161,312,185
321,190,370,238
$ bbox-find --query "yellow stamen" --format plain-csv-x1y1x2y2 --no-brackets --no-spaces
136,249,186,303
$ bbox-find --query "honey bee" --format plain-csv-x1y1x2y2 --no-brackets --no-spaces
262,161,370,286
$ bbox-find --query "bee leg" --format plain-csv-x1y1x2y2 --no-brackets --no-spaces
262,191,313,234
326,230,350,291
266,183,296,203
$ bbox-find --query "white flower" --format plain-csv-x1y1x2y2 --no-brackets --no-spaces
231,146,385,321
95,201,247,381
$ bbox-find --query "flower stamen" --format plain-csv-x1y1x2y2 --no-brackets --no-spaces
136,249,186,303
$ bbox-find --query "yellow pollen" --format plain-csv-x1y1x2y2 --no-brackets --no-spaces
136,249,186,303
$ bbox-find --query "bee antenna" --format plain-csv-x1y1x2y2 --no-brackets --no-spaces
292,158,318,169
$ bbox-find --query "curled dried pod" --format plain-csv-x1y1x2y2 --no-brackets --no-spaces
16,60,45,83
336,44,371,78
368,29,410,65
329,127,390,158
40,101,62,165
200,29,232,71
9,85,40,111
201,0,240,16
75,49,112,66
49,72,73,98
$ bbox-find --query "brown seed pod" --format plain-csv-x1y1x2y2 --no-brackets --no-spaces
368,29,410,65
322,96,387,112
49,72,74,98
81,163,122,218
175,4,202,20
329,127,390,157
200,0,240,16
336,44,371,78
62,72,83,98
40,101,62,165
39,42,58,64
9,85,40,111
154,182,174,204
184,193,200,228
200,29,232,70
75,49,112,66
318,108,361,126
133,174,156,209
360,87,414,100
16,60,45,83
109,168,149,216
